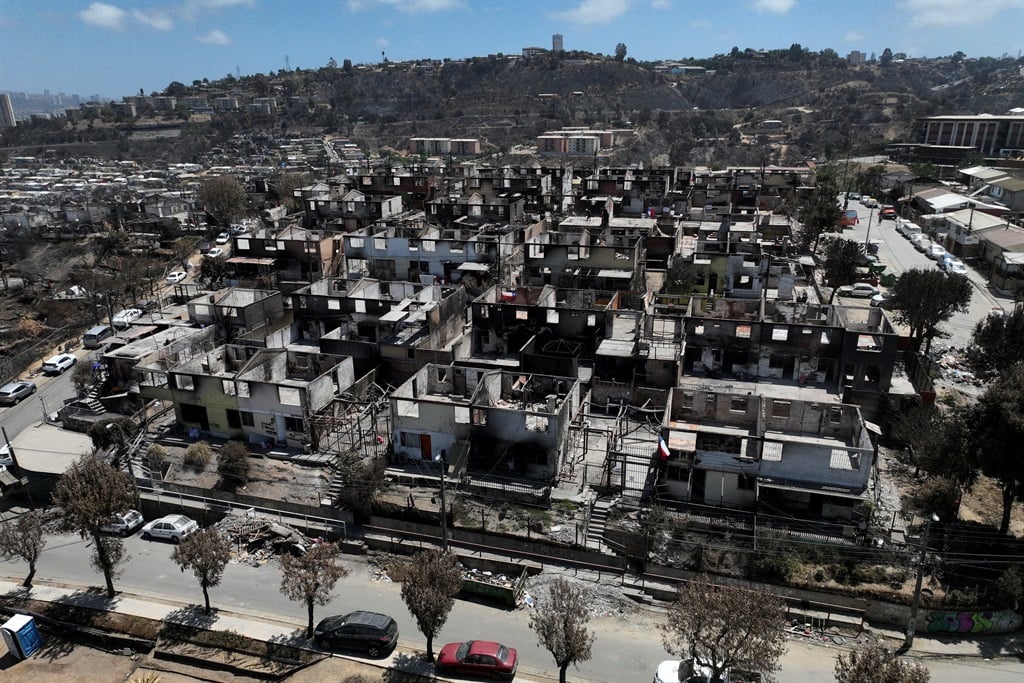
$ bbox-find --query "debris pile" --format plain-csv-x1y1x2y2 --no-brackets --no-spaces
215,511,313,566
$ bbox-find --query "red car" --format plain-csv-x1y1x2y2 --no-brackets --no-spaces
880,205,897,220
437,640,518,681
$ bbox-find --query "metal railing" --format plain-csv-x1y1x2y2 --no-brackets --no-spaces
137,483,348,540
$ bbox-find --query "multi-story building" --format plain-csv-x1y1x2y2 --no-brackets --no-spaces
0,93,17,129
919,113,1024,157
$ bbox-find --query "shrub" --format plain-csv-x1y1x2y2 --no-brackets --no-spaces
217,441,250,489
184,441,213,469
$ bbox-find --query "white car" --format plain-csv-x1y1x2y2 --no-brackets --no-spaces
111,308,142,329
837,283,880,298
0,443,12,468
42,353,77,374
101,510,145,536
215,232,231,245
946,261,969,276
913,237,933,253
166,270,188,284
206,247,224,258
141,514,199,543
926,244,947,261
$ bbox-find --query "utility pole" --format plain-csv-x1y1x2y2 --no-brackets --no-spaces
437,449,449,551
905,513,939,649
863,208,875,250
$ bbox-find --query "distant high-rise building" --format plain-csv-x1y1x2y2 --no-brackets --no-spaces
553,34,564,52
847,50,866,65
0,93,16,129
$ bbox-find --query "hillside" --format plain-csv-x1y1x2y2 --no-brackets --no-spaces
3,50,1022,166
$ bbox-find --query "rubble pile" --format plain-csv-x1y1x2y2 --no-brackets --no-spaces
461,566,516,589
215,512,312,567
931,346,981,387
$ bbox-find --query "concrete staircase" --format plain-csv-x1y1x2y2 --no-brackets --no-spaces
585,497,614,553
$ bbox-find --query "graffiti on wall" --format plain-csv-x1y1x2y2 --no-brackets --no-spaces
923,610,1022,634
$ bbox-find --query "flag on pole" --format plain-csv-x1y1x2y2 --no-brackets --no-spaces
657,435,670,461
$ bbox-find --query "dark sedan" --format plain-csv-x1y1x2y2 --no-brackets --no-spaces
436,640,518,681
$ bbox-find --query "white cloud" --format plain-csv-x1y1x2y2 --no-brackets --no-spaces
749,0,795,14
179,0,255,21
844,30,864,43
650,0,671,9
133,9,174,31
346,0,463,12
79,2,127,30
551,0,630,26
689,19,711,30
196,29,231,45
901,0,1023,28
376,37,390,47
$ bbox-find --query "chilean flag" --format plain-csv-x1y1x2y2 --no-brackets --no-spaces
657,435,670,461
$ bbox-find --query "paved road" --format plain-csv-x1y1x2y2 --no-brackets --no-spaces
2,533,1024,682
838,196,1013,348
0,362,77,446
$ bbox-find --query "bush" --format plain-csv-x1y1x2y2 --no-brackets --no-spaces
88,418,137,451
217,441,250,489
184,441,213,469
915,477,960,520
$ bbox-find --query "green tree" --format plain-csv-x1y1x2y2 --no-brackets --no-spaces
880,48,894,66
969,363,1024,534
834,641,929,683
888,269,972,353
0,510,47,587
52,455,137,598
172,527,232,614
279,542,349,637
966,305,1024,381
663,580,786,683
797,172,842,251
396,549,462,661
530,578,595,683
198,251,230,286
198,175,247,227
821,237,862,303
217,441,251,490
614,43,627,62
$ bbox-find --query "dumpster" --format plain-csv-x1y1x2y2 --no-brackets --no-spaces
1,614,43,659
460,567,528,607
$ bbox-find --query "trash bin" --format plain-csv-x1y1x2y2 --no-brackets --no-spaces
1,614,43,659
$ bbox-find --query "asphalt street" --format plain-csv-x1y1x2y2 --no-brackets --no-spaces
2,532,1023,682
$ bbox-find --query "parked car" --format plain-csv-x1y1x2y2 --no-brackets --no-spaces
166,270,187,284
314,611,398,657
946,261,969,276
836,283,880,298
198,241,212,254
437,640,518,681
926,244,948,261
861,196,878,208
101,510,145,536
41,353,77,375
140,514,199,543
0,381,36,405
839,209,859,228
136,299,160,312
913,236,933,253
111,308,142,329
206,247,224,258
215,232,231,244
230,224,249,235
0,444,13,468
847,192,862,201
870,292,891,308
880,205,897,220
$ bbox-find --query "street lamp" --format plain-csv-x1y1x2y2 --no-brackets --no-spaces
435,449,449,551
905,513,939,649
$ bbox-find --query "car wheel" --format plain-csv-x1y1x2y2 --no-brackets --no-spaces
142,531,151,540
172,535,180,544
366,645,381,657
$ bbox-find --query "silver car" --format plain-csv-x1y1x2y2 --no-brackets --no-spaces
101,510,145,536
141,514,199,543
0,381,36,405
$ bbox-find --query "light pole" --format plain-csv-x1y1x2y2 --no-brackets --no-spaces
905,513,939,649
863,208,875,251
436,449,449,551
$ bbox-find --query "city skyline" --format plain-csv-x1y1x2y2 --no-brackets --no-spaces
1,0,1022,101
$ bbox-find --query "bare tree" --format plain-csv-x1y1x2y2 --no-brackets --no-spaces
279,542,349,637
835,641,930,683
395,549,462,661
529,578,596,683
172,527,232,614
662,580,786,683
52,455,137,598
0,510,47,587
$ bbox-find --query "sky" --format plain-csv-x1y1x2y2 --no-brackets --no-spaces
2,0,1023,100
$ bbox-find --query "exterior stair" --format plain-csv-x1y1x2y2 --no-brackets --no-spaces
585,497,614,553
